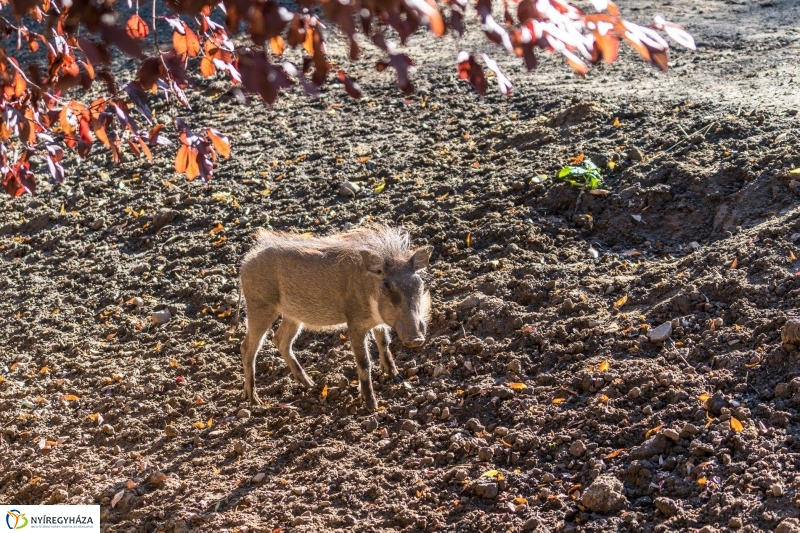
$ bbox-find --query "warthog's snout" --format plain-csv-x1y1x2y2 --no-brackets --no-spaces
403,337,426,349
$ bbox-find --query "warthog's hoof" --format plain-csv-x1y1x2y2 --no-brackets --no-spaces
248,391,262,406
296,374,315,388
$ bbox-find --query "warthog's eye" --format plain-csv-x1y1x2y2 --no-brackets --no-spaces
383,280,391,291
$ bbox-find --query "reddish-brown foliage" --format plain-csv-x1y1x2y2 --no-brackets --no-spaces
0,0,694,195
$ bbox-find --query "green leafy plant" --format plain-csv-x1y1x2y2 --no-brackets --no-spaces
557,160,604,190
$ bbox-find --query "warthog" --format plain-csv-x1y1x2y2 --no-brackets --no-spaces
239,225,432,411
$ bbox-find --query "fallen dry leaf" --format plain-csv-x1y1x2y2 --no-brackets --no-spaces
645,425,664,438
730,417,744,432
598,360,610,372
614,295,628,308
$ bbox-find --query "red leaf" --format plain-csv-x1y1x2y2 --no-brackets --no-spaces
126,14,149,40
456,51,487,95
200,56,216,77
205,128,230,158
337,70,362,99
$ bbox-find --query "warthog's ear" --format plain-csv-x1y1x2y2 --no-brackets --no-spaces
410,246,433,270
360,250,385,275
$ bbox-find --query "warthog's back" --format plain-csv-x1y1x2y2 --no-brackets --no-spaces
240,226,411,329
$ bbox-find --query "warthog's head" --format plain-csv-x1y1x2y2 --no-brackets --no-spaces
361,246,432,348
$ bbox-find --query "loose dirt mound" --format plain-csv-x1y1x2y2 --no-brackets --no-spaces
3,1,800,532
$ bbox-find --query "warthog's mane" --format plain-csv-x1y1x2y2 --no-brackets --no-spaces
252,224,413,264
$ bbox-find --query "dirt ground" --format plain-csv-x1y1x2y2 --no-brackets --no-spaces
3,0,800,531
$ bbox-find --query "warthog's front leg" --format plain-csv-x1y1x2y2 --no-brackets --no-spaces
351,327,378,412
373,326,401,381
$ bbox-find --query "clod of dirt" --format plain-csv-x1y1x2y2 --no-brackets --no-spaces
729,517,743,529
147,472,168,488
472,481,499,499
522,517,541,531
569,440,586,457
237,409,251,420
547,101,608,127
654,496,680,518
649,322,672,343
401,419,419,434
49,488,68,504
781,319,800,345
631,434,668,459
663,428,680,442
776,518,800,533
338,181,360,197
252,473,266,483
233,440,248,454
152,309,171,325
772,482,785,497
466,418,485,433
153,209,177,229
164,426,179,438
102,424,115,436
627,146,644,161
705,392,730,416
581,475,628,513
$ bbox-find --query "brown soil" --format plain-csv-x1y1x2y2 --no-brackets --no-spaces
3,1,800,532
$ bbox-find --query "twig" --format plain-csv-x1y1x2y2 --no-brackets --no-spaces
677,124,690,139
572,190,584,218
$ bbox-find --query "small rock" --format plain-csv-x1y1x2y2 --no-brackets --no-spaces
152,309,171,325
561,298,575,314
628,387,641,399
292,517,309,526
569,440,586,457
654,496,680,518
424,390,437,402
102,424,115,436
772,482,784,497
649,322,672,342
698,527,717,533
237,409,251,420
581,475,628,513
663,428,680,442
252,473,266,483
494,426,509,437
344,514,357,526
338,181,361,197
440,407,450,421
131,297,144,307
292,486,307,496
782,319,800,345
627,146,644,161
164,426,179,438
233,440,247,455
472,481,499,499
728,517,743,529
776,518,800,533
364,418,379,432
